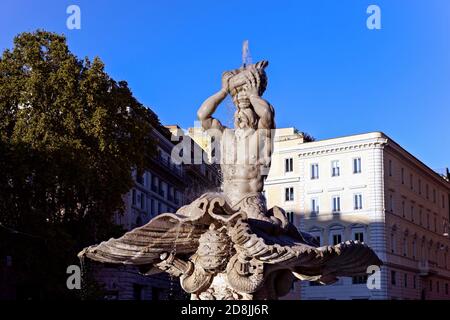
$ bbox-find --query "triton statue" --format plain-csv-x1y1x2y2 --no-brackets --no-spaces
79,51,382,300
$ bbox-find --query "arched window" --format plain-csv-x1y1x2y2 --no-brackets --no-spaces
390,225,397,254
445,250,448,269
391,233,396,254
421,240,427,260
403,237,408,257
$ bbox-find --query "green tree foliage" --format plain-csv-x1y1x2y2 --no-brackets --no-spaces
0,30,160,299
293,128,315,142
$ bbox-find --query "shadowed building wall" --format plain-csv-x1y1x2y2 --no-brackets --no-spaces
94,124,220,300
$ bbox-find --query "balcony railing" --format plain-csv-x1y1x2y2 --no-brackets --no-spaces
157,155,183,177
418,260,437,276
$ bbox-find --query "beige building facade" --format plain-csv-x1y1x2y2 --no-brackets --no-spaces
264,128,450,300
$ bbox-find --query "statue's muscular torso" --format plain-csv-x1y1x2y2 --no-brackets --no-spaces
220,128,271,205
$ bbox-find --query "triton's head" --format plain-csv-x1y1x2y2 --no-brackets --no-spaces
225,60,269,129
228,60,268,99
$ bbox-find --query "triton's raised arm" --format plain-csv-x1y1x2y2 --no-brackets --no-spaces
250,94,274,130
197,72,233,131
244,66,275,130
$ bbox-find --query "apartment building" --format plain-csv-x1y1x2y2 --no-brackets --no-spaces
264,128,450,300
94,125,220,300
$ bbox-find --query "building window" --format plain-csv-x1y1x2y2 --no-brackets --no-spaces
410,174,413,190
427,213,430,229
354,193,363,210
421,243,426,260
445,283,449,295
412,240,417,260
332,234,342,245
353,158,362,174
166,185,173,202
437,281,440,293
352,275,368,285
135,216,142,227
311,163,319,179
151,175,158,192
174,190,180,205
401,168,405,184
429,280,432,291
159,181,165,198
418,179,422,195
133,284,144,300
391,234,396,253
445,252,448,269
389,194,394,212
311,198,319,214
136,173,144,185
433,189,436,203
391,271,396,286
443,194,446,209
410,205,414,222
285,187,294,202
137,193,142,208
404,274,408,288
403,238,408,257
434,216,437,232
419,208,423,226
413,276,417,289
388,159,392,176
140,193,145,210
331,160,340,177
285,158,293,173
150,199,155,216
151,287,162,301
402,201,405,218
426,184,429,199
286,211,294,224
332,196,341,213
132,189,136,205
354,232,364,242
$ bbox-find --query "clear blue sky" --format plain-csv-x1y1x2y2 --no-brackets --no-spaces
1,0,449,170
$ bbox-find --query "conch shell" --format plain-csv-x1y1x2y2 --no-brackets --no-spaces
227,60,269,96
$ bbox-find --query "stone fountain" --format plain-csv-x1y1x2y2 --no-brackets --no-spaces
79,50,382,300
